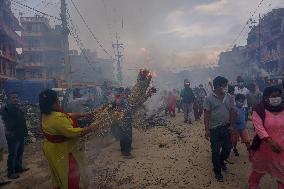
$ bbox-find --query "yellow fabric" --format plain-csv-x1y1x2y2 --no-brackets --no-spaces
42,112,89,189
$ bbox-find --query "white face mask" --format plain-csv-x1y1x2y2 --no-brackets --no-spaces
269,97,282,107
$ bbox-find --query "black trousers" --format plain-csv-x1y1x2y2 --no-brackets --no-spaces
6,135,25,176
120,120,132,155
210,126,231,174
120,129,132,154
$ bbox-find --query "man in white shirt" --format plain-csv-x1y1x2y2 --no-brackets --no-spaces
234,77,249,120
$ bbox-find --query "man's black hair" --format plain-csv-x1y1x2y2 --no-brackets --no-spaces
8,91,18,97
228,85,235,94
235,94,246,101
263,86,282,100
213,76,228,89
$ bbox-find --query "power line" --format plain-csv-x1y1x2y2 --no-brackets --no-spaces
66,9,98,73
69,0,114,60
11,0,61,20
11,1,32,16
231,0,266,47
33,0,49,9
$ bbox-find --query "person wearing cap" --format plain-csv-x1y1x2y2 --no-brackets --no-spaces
180,79,195,124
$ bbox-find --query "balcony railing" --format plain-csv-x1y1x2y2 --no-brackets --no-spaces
0,50,16,62
22,47,64,52
20,17,50,26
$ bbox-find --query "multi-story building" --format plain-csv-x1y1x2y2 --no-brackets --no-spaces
0,0,23,88
246,8,284,77
217,46,248,81
69,49,114,85
19,15,64,80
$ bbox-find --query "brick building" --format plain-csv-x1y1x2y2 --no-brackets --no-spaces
0,0,23,89
18,15,64,80
69,49,114,85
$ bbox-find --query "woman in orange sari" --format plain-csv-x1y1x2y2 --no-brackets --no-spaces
39,89,98,189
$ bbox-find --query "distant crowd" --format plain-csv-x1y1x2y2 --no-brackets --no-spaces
160,82,207,122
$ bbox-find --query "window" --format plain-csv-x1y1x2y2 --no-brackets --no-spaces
27,24,32,32
29,39,40,48
38,72,42,78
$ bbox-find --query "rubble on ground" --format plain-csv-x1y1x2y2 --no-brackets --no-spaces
23,103,42,143
132,107,167,130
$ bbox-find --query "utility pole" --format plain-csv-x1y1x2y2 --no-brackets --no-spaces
61,0,72,88
112,33,123,86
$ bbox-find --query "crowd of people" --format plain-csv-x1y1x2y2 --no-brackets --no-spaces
159,75,284,188
0,74,284,188
204,75,284,188
160,80,207,123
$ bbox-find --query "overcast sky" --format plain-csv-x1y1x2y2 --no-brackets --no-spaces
12,0,284,75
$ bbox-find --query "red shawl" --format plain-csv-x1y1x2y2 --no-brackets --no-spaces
40,110,79,143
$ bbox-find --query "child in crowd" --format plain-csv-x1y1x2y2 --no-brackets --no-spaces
232,94,250,156
167,91,176,117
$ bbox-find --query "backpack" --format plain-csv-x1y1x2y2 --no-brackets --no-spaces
250,103,265,151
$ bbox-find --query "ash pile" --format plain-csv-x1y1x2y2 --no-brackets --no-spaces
23,103,42,143
133,106,168,130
